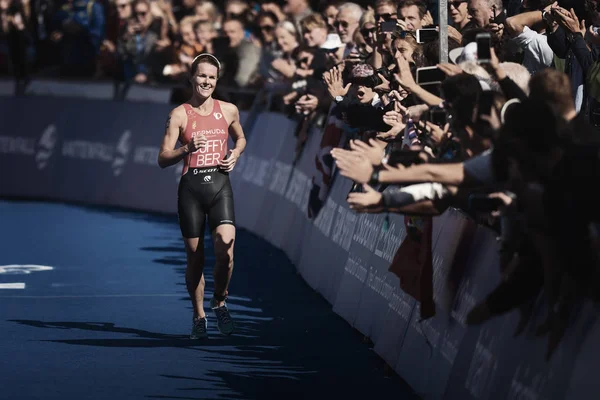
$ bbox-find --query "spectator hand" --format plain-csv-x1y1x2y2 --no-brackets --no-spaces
347,184,385,213
261,2,286,22
295,94,318,114
272,58,296,77
155,38,171,52
50,31,63,42
422,10,434,27
374,73,391,92
349,138,386,167
406,104,430,122
447,25,462,43
134,73,148,84
330,148,374,184
283,91,299,105
488,191,516,218
219,150,239,172
393,54,417,91
488,23,504,39
419,121,450,145
589,25,600,45
555,7,586,36
102,40,116,53
179,53,193,66
324,65,351,99
296,68,314,78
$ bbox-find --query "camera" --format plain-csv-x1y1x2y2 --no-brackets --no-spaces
425,106,450,126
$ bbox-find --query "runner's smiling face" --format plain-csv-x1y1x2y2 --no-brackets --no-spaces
191,62,218,99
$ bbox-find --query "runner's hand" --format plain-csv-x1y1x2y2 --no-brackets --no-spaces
187,134,207,153
219,150,239,172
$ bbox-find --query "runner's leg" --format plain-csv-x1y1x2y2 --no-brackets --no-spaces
212,224,235,306
183,237,206,318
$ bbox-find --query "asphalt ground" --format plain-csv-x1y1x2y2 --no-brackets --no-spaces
0,200,420,400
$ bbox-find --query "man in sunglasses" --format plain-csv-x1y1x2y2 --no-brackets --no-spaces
334,2,363,59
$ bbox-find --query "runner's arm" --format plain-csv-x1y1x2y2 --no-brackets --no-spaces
226,105,246,158
158,108,189,169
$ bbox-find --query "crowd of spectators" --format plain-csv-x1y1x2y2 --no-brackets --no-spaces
3,0,600,360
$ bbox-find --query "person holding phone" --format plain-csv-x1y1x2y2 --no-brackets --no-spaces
158,54,246,339
467,0,505,38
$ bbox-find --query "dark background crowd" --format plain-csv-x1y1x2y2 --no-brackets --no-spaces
3,0,600,362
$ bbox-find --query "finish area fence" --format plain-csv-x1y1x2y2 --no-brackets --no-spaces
1,81,599,400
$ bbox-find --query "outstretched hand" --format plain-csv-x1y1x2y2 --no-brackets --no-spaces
347,184,384,213
331,148,374,184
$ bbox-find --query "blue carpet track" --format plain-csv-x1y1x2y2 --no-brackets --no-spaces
0,200,419,400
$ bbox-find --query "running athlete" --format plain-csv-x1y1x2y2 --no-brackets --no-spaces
158,53,247,339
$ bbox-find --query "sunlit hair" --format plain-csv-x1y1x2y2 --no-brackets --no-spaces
191,53,221,76
301,13,327,33
499,62,531,95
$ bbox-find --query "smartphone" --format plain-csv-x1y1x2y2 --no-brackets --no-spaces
468,194,504,212
416,28,437,44
478,91,495,117
476,33,492,64
380,20,397,33
429,107,447,126
383,100,396,112
386,149,423,166
416,66,445,86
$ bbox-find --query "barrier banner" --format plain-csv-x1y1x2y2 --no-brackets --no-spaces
0,96,247,214
3,94,599,400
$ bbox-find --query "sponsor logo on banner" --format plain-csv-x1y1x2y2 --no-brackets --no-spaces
269,161,292,196
36,124,58,170
0,125,59,169
242,155,271,187
0,136,35,155
366,266,396,303
353,214,383,252
343,254,368,283
389,290,414,321
61,130,139,176
464,327,498,398
313,197,337,237
374,219,404,263
285,169,310,211
112,130,132,176
331,206,357,251
507,365,547,400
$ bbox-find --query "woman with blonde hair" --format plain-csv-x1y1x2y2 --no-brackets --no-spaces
271,20,300,80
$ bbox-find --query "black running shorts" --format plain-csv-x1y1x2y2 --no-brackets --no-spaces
177,167,236,238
